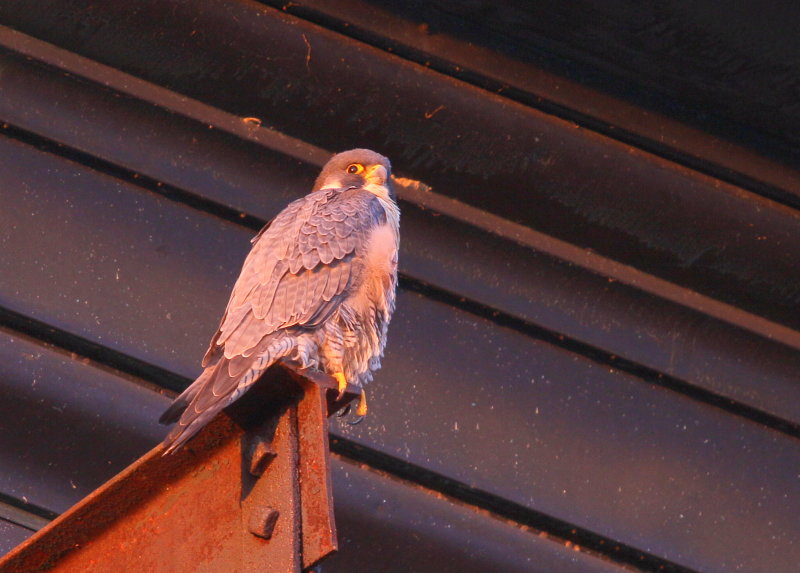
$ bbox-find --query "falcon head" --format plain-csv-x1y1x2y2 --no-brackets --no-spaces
313,149,395,201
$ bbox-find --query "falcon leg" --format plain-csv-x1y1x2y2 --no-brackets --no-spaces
357,389,367,417
322,321,349,399
333,371,348,399
347,390,367,425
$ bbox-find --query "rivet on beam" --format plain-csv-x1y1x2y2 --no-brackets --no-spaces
249,506,280,540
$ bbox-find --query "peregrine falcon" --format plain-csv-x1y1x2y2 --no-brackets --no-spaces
160,149,400,453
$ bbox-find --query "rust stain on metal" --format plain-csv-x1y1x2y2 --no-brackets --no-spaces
0,362,358,572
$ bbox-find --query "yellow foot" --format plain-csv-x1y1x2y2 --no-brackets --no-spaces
356,389,368,417
347,389,368,426
333,371,347,398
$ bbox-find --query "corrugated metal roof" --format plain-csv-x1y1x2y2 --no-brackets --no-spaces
1,2,799,571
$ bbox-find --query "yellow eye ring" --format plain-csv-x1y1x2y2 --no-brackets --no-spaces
346,163,364,174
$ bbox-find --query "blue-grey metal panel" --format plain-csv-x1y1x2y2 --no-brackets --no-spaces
0,328,167,512
328,457,625,573
0,521,31,557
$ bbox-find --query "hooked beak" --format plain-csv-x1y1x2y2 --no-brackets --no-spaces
365,164,388,186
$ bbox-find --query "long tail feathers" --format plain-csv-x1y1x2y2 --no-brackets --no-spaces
160,334,297,454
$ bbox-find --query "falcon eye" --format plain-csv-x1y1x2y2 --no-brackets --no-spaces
346,163,364,174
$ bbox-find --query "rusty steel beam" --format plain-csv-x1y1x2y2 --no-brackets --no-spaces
0,362,358,572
